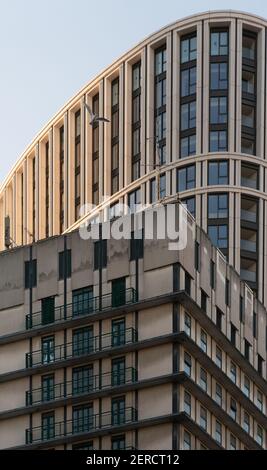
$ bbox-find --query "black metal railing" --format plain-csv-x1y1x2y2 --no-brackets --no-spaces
25,327,137,368
25,407,137,444
26,367,137,406
25,288,137,330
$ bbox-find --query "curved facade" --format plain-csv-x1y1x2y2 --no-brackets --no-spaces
1,10,267,301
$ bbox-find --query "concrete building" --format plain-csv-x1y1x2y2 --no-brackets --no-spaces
1,10,267,302
0,10,266,450
0,202,266,450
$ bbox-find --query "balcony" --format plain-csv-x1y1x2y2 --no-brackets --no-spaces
25,327,137,368
240,239,256,253
240,269,256,283
25,407,137,444
241,209,257,224
26,288,137,330
26,368,137,406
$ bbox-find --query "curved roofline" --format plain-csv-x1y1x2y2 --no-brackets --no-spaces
1,9,266,192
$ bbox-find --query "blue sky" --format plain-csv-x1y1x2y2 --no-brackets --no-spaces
0,0,266,183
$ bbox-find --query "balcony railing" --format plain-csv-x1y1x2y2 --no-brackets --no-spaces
26,288,137,330
26,368,137,406
25,407,137,444
25,327,137,368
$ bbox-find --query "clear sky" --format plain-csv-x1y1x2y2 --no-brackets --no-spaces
0,0,266,184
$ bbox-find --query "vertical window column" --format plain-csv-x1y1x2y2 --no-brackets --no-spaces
45,142,49,237
32,157,36,241
92,94,100,205
59,125,64,232
180,33,197,158
154,47,167,165
241,31,257,155
209,29,229,152
75,110,81,221
132,62,141,181
111,79,119,195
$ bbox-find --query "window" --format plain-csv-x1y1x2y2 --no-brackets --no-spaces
73,442,93,450
112,318,126,347
209,130,227,152
229,398,237,421
182,197,195,217
132,62,141,181
208,194,228,219
150,178,156,204
128,188,141,214
181,67,196,97
230,434,236,450
112,277,126,308
195,241,200,272
59,125,65,230
25,259,37,289
58,249,71,280
155,47,166,165
45,142,49,237
112,357,125,386
73,327,94,357
253,312,258,338
92,94,100,205
216,346,222,369
210,97,227,124
210,260,215,289
94,240,107,270
256,390,263,412
72,365,93,395
185,271,191,295
230,323,237,346
208,161,228,185
73,404,93,434
200,406,207,430
184,313,191,336
183,431,191,450
242,104,255,128
240,296,244,323
230,361,236,383
243,411,250,434
112,435,126,450
211,31,228,56
130,230,144,261
242,69,255,94
244,339,250,361
208,225,228,249
199,367,207,391
41,296,55,325
41,375,54,402
256,425,263,447
180,134,196,158
215,420,222,445
215,383,222,406
243,33,256,61
42,412,55,441
243,376,250,398
258,355,264,376
159,173,166,199
242,32,257,156
177,165,195,192
181,35,197,63
200,329,207,353
111,78,120,194
181,101,196,130
200,291,208,314
73,286,93,317
184,391,191,416
210,62,228,90
184,352,192,377
225,279,230,306
112,396,125,426
216,308,223,330
42,336,55,365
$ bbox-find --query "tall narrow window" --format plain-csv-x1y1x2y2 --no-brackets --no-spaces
155,47,167,165
180,33,197,157
209,29,228,152
207,193,228,258
75,110,81,220
45,141,49,237
92,94,99,205
21,172,24,243
111,79,119,194
132,62,141,181
59,125,64,232
242,31,257,155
